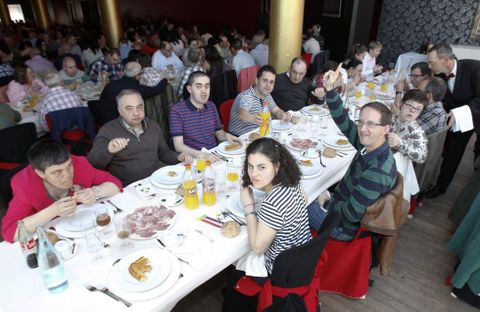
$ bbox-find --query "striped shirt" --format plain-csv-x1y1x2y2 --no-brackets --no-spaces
38,86,86,131
325,90,397,241
229,86,277,136
258,184,312,274
417,101,447,136
169,99,223,150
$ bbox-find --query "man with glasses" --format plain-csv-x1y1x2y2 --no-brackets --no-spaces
88,89,191,186
393,62,431,114
308,66,396,241
89,48,123,82
389,89,428,164
425,43,480,198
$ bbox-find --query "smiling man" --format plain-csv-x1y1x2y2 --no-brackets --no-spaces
169,71,240,163
229,65,290,136
308,66,397,241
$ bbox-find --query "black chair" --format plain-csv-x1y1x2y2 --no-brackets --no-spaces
87,100,119,127
307,50,330,77
0,123,37,170
0,75,13,87
210,70,238,109
223,210,341,312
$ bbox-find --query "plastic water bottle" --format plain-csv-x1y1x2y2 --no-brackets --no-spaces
183,164,199,210
202,160,216,206
37,227,69,294
259,100,271,137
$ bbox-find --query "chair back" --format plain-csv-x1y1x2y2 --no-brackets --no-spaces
307,50,330,77
87,100,119,127
219,99,235,131
0,85,9,103
302,53,312,68
0,123,36,169
210,70,237,108
414,127,448,191
271,210,340,288
237,65,260,93
0,76,13,88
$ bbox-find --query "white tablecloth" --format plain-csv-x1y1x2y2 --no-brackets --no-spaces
0,117,355,312
12,105,44,137
394,52,427,80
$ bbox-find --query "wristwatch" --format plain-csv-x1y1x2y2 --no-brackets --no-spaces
92,186,101,201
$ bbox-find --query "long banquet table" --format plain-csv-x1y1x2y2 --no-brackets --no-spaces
0,115,356,312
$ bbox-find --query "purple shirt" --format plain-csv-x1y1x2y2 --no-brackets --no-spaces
169,99,223,150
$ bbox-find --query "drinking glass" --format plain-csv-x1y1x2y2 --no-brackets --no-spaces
95,205,113,239
367,81,375,90
196,158,206,173
226,163,240,192
215,168,227,194
309,116,319,134
82,220,106,265
114,212,134,249
354,90,362,99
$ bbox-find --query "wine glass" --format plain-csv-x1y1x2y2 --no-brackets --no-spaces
82,219,106,265
95,205,113,239
114,212,134,249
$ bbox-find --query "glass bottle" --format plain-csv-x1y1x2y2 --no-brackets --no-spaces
17,220,38,269
183,164,199,209
202,160,216,206
259,100,271,137
37,227,69,294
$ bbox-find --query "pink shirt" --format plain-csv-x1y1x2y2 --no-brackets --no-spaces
6,78,49,103
1,156,122,242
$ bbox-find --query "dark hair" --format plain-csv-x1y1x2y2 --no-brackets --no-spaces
428,42,454,59
28,139,70,172
320,60,339,74
343,59,362,70
242,138,301,188
137,53,152,68
256,65,276,79
410,62,431,76
347,43,367,61
402,89,428,108
361,102,392,126
107,48,120,57
186,70,209,87
207,37,218,46
232,39,242,50
13,65,29,85
425,77,447,102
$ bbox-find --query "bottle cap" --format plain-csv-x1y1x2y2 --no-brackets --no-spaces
205,160,211,166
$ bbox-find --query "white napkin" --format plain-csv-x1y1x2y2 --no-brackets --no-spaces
393,153,420,202
235,251,268,277
167,231,211,271
451,105,474,133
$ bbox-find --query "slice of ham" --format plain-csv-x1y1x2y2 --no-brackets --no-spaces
125,205,176,238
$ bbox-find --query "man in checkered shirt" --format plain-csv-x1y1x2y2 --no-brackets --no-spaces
89,48,123,82
38,72,86,131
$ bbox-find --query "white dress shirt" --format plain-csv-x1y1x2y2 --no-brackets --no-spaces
151,50,184,72
232,50,256,76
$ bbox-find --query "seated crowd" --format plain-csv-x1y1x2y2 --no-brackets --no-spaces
1,18,478,309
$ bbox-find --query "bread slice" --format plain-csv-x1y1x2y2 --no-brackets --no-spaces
128,256,152,282
299,159,313,167
225,143,241,151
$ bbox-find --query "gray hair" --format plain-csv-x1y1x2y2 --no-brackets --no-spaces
123,61,142,78
44,72,63,87
187,48,200,64
428,42,455,60
116,88,142,106
425,77,447,102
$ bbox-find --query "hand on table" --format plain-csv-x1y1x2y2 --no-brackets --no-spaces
199,152,220,163
373,65,384,74
73,188,96,205
108,138,130,154
226,132,241,144
177,152,193,164
51,196,77,217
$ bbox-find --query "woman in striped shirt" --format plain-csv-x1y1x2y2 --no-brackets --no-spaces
241,137,312,274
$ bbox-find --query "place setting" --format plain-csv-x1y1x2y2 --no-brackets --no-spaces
296,148,323,179
300,104,330,117
214,141,246,158
150,165,186,190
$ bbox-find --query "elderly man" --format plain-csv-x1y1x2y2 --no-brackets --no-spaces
308,66,397,241
229,65,289,136
89,48,123,82
169,71,240,162
231,39,256,77
59,56,90,87
152,41,184,72
37,72,86,131
271,57,325,112
417,77,448,135
88,89,191,186
100,61,167,102
425,43,480,198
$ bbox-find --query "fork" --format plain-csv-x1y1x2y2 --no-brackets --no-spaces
318,152,326,168
84,283,132,307
211,150,229,162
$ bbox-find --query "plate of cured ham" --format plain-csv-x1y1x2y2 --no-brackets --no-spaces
287,137,320,151
125,205,176,239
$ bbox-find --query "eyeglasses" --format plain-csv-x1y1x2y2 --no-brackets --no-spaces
355,120,385,128
409,74,425,78
404,102,423,113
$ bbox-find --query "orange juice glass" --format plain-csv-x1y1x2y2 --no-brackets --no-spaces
367,82,375,90
354,90,362,99
196,159,206,172
380,83,387,92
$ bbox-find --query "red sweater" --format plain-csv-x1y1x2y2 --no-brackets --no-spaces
1,156,122,242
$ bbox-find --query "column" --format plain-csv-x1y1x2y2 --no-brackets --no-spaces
269,0,305,73
98,0,123,49
31,0,50,30
0,0,11,26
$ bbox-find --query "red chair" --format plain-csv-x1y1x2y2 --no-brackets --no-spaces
302,53,313,68
219,99,235,131
226,211,341,312
237,65,260,92
316,228,372,299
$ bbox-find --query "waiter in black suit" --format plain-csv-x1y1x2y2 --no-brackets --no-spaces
425,43,480,198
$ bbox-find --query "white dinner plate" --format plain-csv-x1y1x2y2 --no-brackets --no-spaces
301,105,330,116
287,137,320,151
109,249,181,300
150,177,180,190
216,141,245,156
297,158,322,177
226,189,266,219
55,204,114,238
271,120,293,132
151,165,185,185
323,136,354,150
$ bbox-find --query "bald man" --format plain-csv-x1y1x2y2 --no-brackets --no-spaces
59,56,90,87
100,61,167,102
